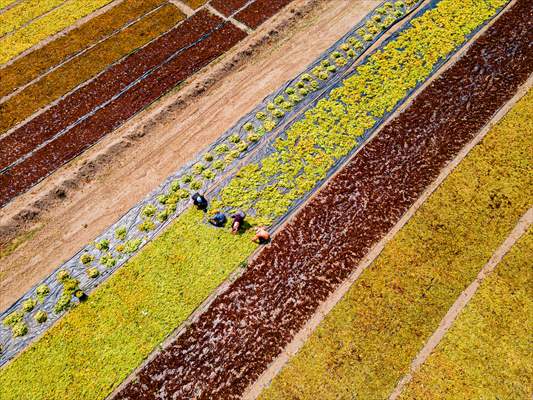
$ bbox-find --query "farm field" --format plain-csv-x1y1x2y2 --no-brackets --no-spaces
1,0,531,398
0,0,502,359
259,88,533,400
0,0,300,208
400,229,532,399
0,0,383,314
1,0,429,365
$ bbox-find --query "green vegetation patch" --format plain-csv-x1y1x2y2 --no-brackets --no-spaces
400,229,533,399
213,0,508,226
0,209,256,399
259,90,532,399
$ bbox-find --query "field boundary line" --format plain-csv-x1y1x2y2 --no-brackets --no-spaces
205,3,254,34
0,0,24,17
0,0,124,69
0,1,171,106
0,0,69,41
168,0,194,16
242,59,532,400
388,207,533,400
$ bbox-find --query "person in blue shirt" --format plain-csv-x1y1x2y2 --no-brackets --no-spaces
209,211,227,227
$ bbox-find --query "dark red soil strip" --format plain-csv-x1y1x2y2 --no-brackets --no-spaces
210,0,249,17
0,22,246,207
112,1,533,399
0,10,221,172
235,0,295,29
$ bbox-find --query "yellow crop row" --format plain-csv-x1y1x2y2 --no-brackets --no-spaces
0,0,115,64
0,0,65,37
400,229,532,399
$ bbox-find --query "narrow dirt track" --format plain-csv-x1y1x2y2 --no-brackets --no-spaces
113,1,533,398
0,0,381,312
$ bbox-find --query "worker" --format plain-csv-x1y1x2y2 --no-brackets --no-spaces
209,211,227,227
230,210,246,234
252,226,270,244
191,192,208,211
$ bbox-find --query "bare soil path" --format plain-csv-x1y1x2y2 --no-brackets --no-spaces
0,0,381,311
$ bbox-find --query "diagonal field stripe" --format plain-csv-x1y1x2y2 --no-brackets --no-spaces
388,207,533,400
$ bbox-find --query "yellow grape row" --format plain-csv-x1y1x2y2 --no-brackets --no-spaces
0,0,66,37
0,0,115,64
0,0,22,12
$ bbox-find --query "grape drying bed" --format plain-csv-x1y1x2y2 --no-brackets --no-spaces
113,1,532,398
0,0,297,207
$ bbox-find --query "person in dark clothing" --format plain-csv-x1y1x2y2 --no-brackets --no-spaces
191,192,208,211
209,211,227,227
230,210,246,234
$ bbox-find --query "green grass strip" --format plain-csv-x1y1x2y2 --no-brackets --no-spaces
0,3,184,134
0,209,257,400
212,0,508,226
0,0,65,37
400,229,533,399
0,0,166,99
0,0,115,65
258,90,533,400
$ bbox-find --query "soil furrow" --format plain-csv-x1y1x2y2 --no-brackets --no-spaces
235,0,295,29
0,9,216,172
113,1,533,398
0,22,247,207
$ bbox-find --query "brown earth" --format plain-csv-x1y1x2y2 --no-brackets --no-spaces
0,0,382,311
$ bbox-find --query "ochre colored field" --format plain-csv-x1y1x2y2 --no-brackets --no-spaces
259,90,533,399
400,229,532,399
182,0,209,9
0,0,166,99
0,3,184,134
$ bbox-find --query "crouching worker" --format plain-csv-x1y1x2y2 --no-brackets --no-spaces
230,210,246,234
252,226,270,244
209,211,227,227
191,192,208,211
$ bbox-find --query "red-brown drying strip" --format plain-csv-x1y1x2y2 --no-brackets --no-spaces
0,10,222,172
0,23,247,207
112,1,533,399
210,0,249,17
235,0,294,29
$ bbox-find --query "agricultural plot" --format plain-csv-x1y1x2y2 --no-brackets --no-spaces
0,0,117,63
259,88,533,400
0,0,531,399
0,0,300,208
111,0,531,398
400,230,532,399
0,0,424,364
